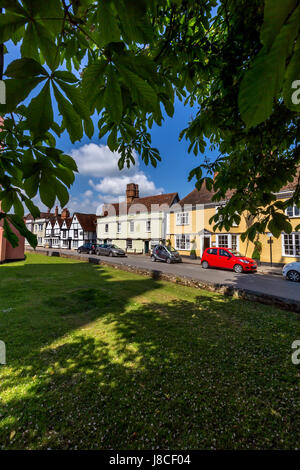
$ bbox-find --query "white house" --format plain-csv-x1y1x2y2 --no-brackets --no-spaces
68,212,97,249
44,207,96,249
97,183,179,254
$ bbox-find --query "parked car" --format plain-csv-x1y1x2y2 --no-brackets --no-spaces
201,247,257,273
151,245,182,264
95,244,126,257
77,242,94,254
282,261,300,282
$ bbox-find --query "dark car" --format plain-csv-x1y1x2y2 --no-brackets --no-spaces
201,247,257,273
95,244,126,257
77,242,94,254
151,245,182,264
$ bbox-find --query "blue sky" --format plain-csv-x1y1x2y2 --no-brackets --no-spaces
6,41,218,214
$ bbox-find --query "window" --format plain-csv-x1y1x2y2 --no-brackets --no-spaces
127,239,132,249
231,234,238,251
207,248,218,255
74,229,78,238
117,222,121,233
175,234,190,250
38,224,43,231
216,205,238,227
105,224,109,233
38,237,43,245
62,231,66,239
217,235,229,248
217,234,238,250
283,233,300,256
176,212,189,225
129,220,134,232
146,220,151,232
73,240,78,248
286,205,300,218
219,249,231,257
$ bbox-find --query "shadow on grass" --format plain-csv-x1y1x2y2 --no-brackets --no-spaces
0,258,299,450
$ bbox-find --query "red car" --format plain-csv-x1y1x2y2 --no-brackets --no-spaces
201,247,257,273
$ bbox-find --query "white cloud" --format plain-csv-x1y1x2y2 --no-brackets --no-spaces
71,143,164,202
71,143,137,178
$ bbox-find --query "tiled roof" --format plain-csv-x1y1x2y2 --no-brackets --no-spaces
101,193,179,216
24,211,54,221
74,213,96,232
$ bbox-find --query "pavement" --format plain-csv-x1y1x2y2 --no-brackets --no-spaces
25,247,300,308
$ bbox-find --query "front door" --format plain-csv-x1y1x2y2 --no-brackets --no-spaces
144,241,149,254
203,237,210,251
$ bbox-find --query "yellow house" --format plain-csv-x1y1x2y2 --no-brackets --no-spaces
169,179,300,266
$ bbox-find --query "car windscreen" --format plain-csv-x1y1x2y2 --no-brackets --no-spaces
228,249,244,257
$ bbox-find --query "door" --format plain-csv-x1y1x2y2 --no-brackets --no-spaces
68,239,71,250
207,248,218,266
203,237,210,252
218,248,233,269
144,241,149,254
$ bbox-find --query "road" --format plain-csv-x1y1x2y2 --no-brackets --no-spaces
39,249,300,305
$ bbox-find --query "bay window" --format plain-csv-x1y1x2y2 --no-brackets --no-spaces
175,234,190,250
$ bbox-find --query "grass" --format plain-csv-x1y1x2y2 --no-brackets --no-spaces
0,253,299,450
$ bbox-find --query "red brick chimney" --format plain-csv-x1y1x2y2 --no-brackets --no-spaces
61,208,70,219
54,205,59,217
126,183,139,204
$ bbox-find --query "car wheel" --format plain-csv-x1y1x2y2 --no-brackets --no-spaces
89,250,93,254
166,258,171,264
202,261,209,269
234,264,243,273
109,251,113,257
287,270,300,282
151,255,156,262
78,249,81,254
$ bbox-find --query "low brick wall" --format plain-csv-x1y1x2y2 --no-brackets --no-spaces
25,248,300,313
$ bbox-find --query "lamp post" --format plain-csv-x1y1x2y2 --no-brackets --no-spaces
267,233,273,267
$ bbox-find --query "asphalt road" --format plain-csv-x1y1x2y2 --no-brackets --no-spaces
51,250,300,304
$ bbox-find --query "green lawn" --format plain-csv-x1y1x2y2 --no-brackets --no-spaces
0,253,299,449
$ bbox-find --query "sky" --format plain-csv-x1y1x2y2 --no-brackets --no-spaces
6,41,219,215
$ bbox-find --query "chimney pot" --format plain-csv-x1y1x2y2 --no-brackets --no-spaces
126,183,139,203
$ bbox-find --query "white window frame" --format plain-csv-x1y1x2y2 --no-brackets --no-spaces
176,212,189,226
105,224,109,233
216,234,239,251
129,220,134,232
117,222,121,233
216,205,238,227
175,234,190,250
127,239,132,249
286,205,300,218
146,220,151,232
282,232,300,257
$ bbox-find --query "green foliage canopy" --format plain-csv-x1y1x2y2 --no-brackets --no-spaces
0,0,299,246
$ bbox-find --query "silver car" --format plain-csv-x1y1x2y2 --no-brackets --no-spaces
96,243,126,257
282,261,300,282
